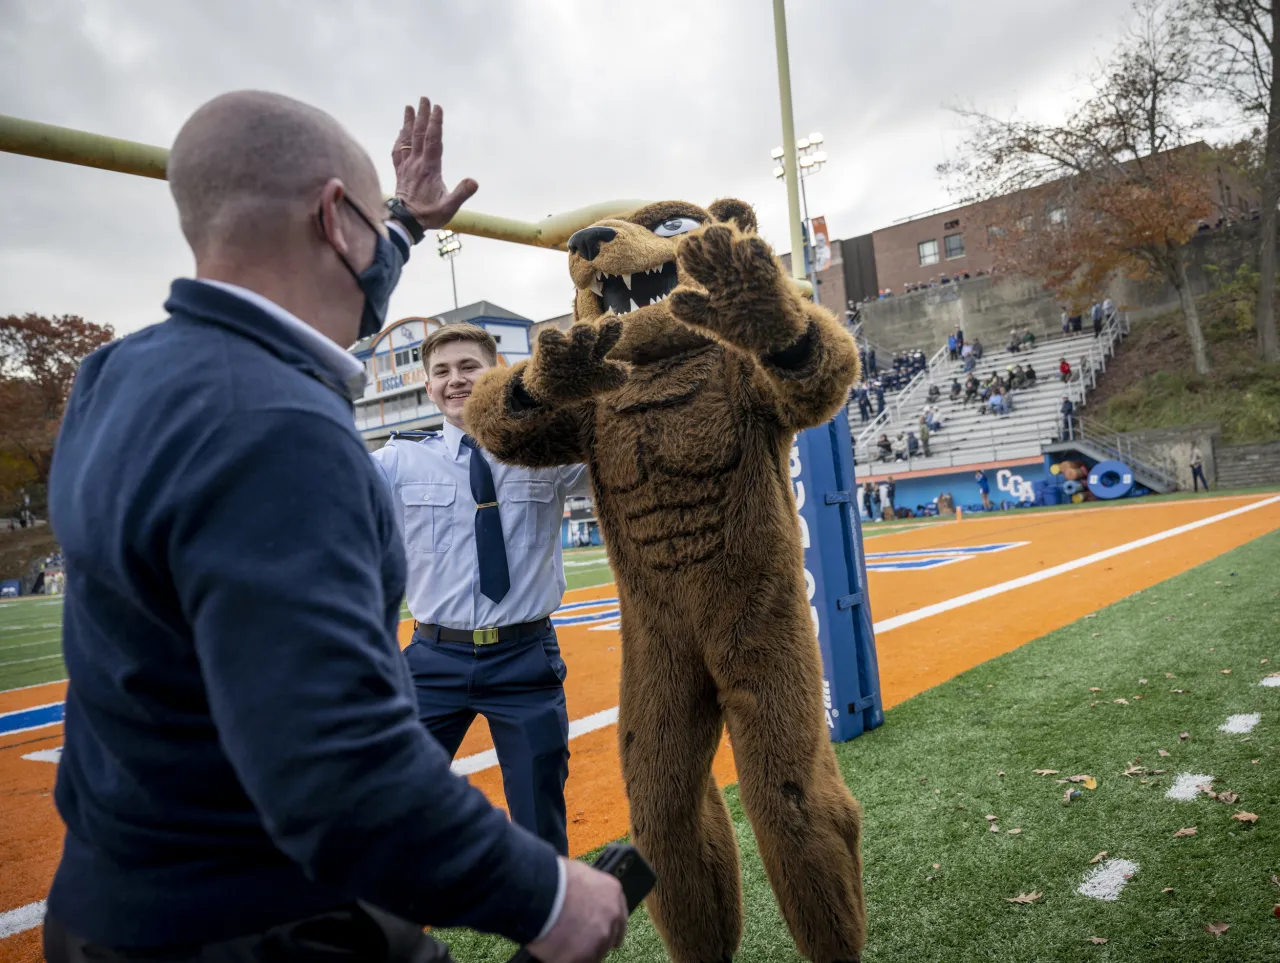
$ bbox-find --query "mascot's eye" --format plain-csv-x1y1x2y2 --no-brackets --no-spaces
652,217,701,237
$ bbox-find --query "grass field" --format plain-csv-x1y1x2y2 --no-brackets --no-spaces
437,530,1280,962
4,503,1279,960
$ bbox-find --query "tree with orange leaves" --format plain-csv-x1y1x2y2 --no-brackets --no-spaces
0,313,115,487
941,0,1218,374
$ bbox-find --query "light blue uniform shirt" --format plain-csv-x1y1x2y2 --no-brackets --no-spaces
372,420,588,629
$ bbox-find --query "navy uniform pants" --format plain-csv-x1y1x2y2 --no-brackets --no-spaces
406,622,570,855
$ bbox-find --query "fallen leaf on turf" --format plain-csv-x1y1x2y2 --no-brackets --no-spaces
1134,694,1144,700
989,823,1000,833
1152,769,1166,774
1067,775,1094,783
1163,887,1174,893
1263,659,1270,665
1255,759,1262,765
1173,827,1197,838
1173,689,1188,694
1004,891,1042,904
1034,769,1059,776
1091,632,1101,638
1114,698,1129,705
986,814,999,821
1158,749,1170,757
1272,874,1280,891
1222,669,1232,675
1090,851,1107,863
1065,788,1081,802
1122,764,1144,777
1165,672,1176,678
1083,777,1098,790
1233,811,1259,823
1139,679,1148,685
1007,828,1022,835
998,770,1005,777
1089,687,1101,693
1204,922,1229,937
1216,791,1239,805
932,863,941,869
1180,731,1190,740
1087,936,1108,944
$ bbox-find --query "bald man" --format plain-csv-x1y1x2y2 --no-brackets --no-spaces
43,92,626,963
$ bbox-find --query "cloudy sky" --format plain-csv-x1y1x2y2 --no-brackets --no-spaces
1,0,1145,338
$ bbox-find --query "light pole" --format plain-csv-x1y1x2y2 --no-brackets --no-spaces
436,230,462,310
771,133,827,305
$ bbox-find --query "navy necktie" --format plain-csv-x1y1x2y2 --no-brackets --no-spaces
460,434,511,604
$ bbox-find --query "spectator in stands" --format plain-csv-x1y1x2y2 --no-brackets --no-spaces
926,382,941,403
1021,328,1036,348
955,327,965,350
1091,301,1103,338
1190,444,1209,491
964,375,979,404
1102,296,1115,322
907,431,919,455
1011,365,1027,389
868,348,877,374
925,405,944,431
961,340,974,363
872,381,886,415
1060,396,1074,440
975,470,993,510
855,384,871,423
962,352,977,373
947,332,958,361
1007,328,1022,354
918,417,932,457
1025,363,1037,385
972,338,984,360
877,434,893,462
1059,357,1072,382
892,433,909,462
1069,312,1083,335
989,387,1007,416
949,378,962,401
1061,308,1070,336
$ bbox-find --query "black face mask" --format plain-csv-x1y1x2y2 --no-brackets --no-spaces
324,197,404,342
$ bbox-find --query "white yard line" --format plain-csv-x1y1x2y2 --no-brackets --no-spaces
1165,772,1215,801
1261,675,1280,688
1077,859,1139,901
0,900,44,939
872,494,1280,634
1219,713,1261,734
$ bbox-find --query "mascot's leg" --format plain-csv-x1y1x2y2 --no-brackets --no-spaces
712,618,865,963
618,607,742,963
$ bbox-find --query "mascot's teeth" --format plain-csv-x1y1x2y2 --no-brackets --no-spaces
621,273,632,290
630,297,640,312
589,278,603,296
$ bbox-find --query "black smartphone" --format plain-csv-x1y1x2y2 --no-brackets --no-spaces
503,844,655,963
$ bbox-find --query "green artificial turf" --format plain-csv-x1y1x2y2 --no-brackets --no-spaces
0,596,66,691
438,530,1280,963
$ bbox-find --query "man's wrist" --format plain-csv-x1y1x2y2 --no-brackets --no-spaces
534,857,568,942
385,197,425,244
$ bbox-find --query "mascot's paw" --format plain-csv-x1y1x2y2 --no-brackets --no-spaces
523,317,628,406
669,223,806,353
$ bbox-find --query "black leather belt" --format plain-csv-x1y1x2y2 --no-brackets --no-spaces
413,617,551,645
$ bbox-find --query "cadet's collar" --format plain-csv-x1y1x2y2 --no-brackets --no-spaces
443,419,467,460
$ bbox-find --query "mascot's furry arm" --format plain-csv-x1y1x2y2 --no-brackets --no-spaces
668,223,860,432
464,319,626,467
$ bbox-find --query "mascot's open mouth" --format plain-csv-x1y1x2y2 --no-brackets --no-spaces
588,262,679,315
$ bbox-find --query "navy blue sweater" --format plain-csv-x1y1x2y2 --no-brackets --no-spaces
46,280,558,947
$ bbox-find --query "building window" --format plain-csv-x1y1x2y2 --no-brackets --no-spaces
394,349,412,368
376,353,393,374
1016,215,1033,232
918,239,939,266
943,218,960,230
944,233,965,259
986,225,1004,241
1047,206,1065,226
411,346,421,363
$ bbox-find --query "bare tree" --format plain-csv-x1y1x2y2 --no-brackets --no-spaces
941,0,1217,374
1188,0,1280,362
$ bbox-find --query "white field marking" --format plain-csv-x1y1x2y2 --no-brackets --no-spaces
1219,713,1261,734
1261,675,1280,688
0,900,44,939
1166,772,1215,801
0,640,62,651
451,706,619,776
0,623,61,632
0,653,63,668
0,678,67,695
873,494,1280,634
21,747,61,764
1077,858,1140,901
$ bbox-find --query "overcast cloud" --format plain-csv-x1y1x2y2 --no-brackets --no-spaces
1,0,1139,337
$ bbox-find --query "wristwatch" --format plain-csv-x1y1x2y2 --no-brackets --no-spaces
385,197,425,245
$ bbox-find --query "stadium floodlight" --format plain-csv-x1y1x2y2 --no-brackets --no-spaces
809,132,824,145
772,164,786,180
770,146,785,160
796,137,810,150
436,230,462,309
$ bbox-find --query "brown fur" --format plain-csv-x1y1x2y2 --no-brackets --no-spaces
466,199,865,963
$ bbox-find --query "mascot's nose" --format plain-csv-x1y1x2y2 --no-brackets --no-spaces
567,226,617,262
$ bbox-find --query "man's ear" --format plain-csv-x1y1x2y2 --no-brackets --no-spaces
707,198,757,234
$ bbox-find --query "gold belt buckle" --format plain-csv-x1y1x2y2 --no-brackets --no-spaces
473,626,499,645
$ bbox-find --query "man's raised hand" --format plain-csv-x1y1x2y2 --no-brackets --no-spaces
391,96,479,229
522,319,628,407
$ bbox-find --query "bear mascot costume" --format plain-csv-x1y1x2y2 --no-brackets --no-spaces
466,199,866,963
